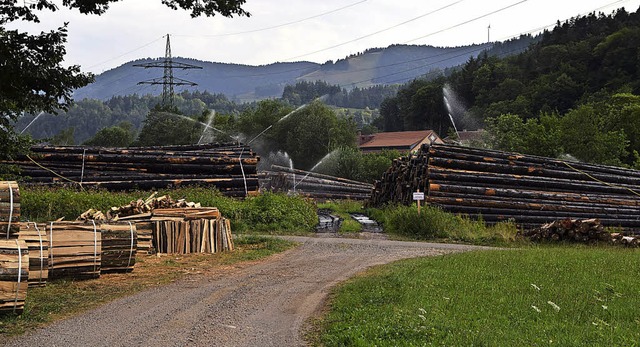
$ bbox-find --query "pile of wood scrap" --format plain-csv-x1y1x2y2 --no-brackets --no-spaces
1,181,20,239
77,196,234,255
18,223,49,287
611,233,640,247
520,218,611,242
370,144,640,231
263,165,373,200
0,239,29,314
6,143,260,196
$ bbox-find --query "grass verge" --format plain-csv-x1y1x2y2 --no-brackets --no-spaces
317,246,640,346
0,235,296,337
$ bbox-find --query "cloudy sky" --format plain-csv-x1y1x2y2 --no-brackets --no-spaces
10,0,640,74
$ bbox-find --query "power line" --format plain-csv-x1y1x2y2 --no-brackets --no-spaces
219,0,626,82
134,35,202,108
85,36,165,71
175,0,368,37
404,0,529,44
281,0,466,62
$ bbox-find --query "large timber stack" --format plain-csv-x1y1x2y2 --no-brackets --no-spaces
370,144,640,231
6,143,259,196
263,165,373,200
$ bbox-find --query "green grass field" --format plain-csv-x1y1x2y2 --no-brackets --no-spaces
319,246,640,346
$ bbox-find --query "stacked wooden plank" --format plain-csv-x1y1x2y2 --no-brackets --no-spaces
1,181,20,239
100,223,137,273
0,239,28,314
5,143,260,196
152,208,233,254
18,223,49,287
370,144,640,231
48,222,101,279
130,221,154,254
264,165,373,200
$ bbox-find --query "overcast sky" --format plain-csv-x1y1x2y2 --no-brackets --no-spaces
10,0,640,74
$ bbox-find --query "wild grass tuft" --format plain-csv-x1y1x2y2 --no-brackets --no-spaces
368,204,519,245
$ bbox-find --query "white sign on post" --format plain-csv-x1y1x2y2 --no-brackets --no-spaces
413,192,425,201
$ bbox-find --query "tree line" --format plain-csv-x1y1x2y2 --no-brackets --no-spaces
376,7,640,168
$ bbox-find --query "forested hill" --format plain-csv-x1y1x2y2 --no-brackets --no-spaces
376,7,640,167
73,42,498,102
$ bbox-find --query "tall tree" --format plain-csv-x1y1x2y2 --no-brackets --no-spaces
0,0,249,162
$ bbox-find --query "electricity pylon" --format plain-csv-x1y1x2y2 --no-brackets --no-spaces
134,34,202,108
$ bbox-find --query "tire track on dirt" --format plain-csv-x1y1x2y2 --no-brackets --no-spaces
3,236,491,347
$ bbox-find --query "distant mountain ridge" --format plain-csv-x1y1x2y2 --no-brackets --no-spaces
74,43,499,102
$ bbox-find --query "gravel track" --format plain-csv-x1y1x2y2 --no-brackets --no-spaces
3,235,491,347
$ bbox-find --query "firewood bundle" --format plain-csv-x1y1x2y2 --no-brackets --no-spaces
0,239,29,314
0,181,20,239
520,218,611,242
370,144,640,231
6,143,260,196
18,223,49,287
100,223,137,273
264,165,373,200
48,222,102,280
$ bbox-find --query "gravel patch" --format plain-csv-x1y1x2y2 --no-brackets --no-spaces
2,236,492,347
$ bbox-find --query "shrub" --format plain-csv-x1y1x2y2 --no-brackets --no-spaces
21,187,317,234
369,204,518,244
241,192,317,233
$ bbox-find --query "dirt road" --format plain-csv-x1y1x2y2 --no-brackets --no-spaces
3,236,491,347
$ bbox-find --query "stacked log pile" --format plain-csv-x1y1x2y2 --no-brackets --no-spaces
264,165,373,200
370,144,640,231
18,223,49,287
48,222,102,280
520,218,611,242
100,223,137,273
369,153,429,207
0,239,28,314
1,181,20,239
6,143,260,196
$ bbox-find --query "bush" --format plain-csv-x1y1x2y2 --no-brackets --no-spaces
21,187,317,234
369,204,518,244
241,192,317,233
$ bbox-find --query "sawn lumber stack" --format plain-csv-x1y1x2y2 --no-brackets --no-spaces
18,223,49,287
1,181,20,239
7,143,260,196
370,144,640,231
0,239,28,314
